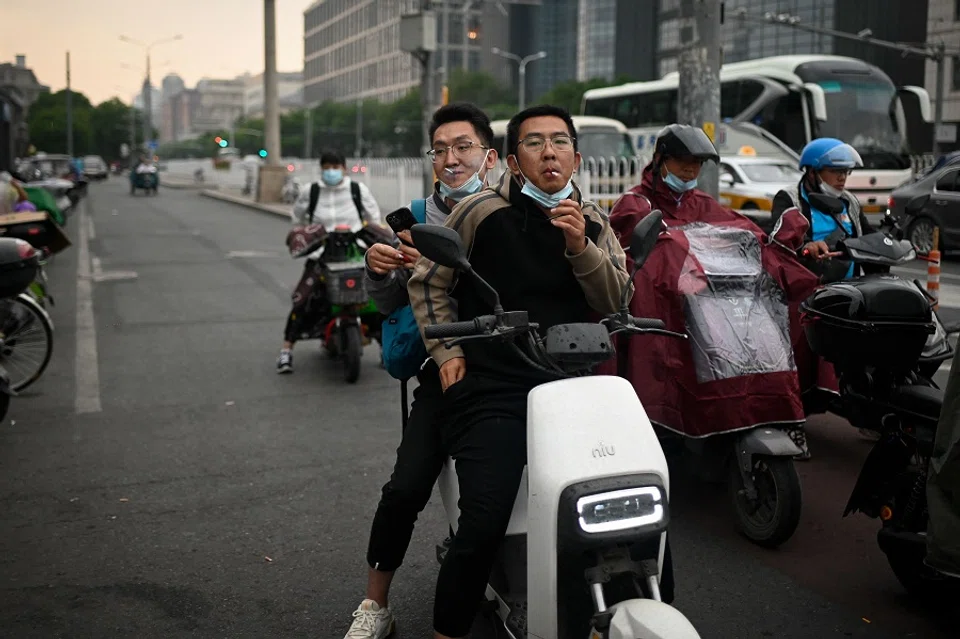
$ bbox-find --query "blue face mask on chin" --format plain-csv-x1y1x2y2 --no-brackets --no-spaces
663,170,697,193
438,151,490,201
321,168,343,186
518,170,574,209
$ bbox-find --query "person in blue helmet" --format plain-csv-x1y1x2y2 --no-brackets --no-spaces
772,138,879,445
771,137,876,284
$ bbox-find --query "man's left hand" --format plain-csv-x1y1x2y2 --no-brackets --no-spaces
550,199,587,254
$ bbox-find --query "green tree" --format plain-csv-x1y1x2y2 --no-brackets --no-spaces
537,76,633,115
26,89,95,155
91,98,135,162
447,68,515,109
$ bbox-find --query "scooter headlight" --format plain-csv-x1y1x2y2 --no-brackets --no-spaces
577,486,665,534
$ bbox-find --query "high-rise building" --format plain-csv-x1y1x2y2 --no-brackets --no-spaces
302,0,540,106
243,71,304,118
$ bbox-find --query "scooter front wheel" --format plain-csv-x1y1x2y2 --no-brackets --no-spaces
729,455,802,548
342,323,362,383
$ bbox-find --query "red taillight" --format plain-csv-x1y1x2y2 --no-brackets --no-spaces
15,239,34,259
887,196,895,209
27,227,40,235
345,278,356,289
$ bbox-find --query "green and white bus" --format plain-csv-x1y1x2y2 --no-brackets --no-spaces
581,55,933,213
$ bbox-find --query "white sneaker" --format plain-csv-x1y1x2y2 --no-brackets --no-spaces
344,599,395,639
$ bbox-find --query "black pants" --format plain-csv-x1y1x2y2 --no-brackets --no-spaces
366,362,445,572
433,374,529,638
283,260,328,343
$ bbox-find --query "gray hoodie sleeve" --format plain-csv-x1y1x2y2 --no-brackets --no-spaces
364,246,412,315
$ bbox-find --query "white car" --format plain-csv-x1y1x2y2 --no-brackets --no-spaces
82,155,108,181
718,156,802,213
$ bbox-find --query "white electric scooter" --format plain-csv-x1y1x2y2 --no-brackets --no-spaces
413,212,701,639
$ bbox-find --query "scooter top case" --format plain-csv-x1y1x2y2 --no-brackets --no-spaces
0,237,39,298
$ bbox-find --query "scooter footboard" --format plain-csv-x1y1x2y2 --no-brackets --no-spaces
603,599,701,639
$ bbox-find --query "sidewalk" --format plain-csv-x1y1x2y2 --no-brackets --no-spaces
160,174,219,190
199,187,290,218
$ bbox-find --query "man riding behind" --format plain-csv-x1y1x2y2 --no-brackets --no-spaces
276,149,381,373
408,104,630,639
342,103,498,639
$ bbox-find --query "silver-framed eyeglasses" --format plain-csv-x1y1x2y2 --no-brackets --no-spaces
518,134,576,154
427,141,488,162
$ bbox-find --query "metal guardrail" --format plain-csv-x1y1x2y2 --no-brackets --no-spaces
163,152,937,215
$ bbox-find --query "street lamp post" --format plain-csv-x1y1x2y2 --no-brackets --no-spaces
491,48,546,111
119,34,182,152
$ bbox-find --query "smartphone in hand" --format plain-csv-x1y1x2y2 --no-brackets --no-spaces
385,207,418,247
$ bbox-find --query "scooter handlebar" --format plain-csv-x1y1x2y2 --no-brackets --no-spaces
423,315,499,339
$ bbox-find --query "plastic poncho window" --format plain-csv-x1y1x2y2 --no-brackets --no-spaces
676,223,795,383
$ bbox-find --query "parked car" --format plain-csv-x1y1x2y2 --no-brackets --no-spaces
82,155,108,181
718,154,802,214
887,151,960,253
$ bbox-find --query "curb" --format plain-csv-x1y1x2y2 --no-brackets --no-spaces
199,189,289,218
162,180,217,191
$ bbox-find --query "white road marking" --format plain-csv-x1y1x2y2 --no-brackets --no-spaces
91,256,137,282
75,200,101,414
87,215,96,240
226,250,281,258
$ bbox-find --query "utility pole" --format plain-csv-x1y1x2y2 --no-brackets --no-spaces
304,107,313,159
677,0,721,199
462,0,476,71
441,0,450,94
144,54,153,150
401,1,438,197
66,52,74,157
355,97,363,157
259,0,285,202
933,41,946,156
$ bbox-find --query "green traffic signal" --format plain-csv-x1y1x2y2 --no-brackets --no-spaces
258,149,267,158
218,139,229,148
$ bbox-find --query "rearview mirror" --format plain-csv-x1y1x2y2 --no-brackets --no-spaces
629,210,664,271
410,223,469,270
807,193,845,217
719,173,735,188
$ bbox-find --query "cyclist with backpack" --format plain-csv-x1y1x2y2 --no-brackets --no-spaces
342,103,498,638
276,149,382,373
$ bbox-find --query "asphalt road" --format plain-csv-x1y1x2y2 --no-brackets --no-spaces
1,179,957,639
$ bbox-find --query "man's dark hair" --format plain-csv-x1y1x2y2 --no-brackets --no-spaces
428,102,494,148
506,105,578,155
319,149,346,166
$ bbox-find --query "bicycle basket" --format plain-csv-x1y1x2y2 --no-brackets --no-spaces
322,261,368,306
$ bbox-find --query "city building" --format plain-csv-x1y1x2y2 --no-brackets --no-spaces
243,71,304,118
0,56,49,169
925,0,960,151
574,0,657,84
0,55,49,109
301,0,540,105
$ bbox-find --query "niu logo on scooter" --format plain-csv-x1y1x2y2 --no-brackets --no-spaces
592,442,616,458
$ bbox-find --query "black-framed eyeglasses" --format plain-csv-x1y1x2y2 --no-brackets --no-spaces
426,141,488,162
517,134,576,154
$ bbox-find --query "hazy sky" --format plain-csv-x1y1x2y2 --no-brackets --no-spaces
0,0,315,105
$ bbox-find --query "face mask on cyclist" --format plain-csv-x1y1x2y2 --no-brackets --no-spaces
819,180,843,198
663,170,698,193
321,168,343,186
439,150,491,201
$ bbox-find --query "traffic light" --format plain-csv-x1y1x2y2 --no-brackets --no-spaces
214,136,222,144
258,149,267,158
218,139,229,148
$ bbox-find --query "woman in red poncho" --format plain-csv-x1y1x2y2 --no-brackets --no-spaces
604,124,836,460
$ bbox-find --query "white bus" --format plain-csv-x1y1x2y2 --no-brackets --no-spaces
581,55,933,213
489,115,637,158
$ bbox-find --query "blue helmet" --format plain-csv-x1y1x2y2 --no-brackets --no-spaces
798,138,863,171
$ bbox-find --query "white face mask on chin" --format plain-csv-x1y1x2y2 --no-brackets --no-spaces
820,181,844,198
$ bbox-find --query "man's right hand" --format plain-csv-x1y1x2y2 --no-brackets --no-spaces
439,357,466,391
366,243,407,275
801,240,831,260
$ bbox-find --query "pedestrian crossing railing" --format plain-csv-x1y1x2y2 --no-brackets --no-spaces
162,155,653,214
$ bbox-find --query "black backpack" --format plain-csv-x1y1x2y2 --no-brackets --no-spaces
307,180,365,224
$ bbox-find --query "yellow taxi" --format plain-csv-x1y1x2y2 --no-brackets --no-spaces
717,148,802,212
